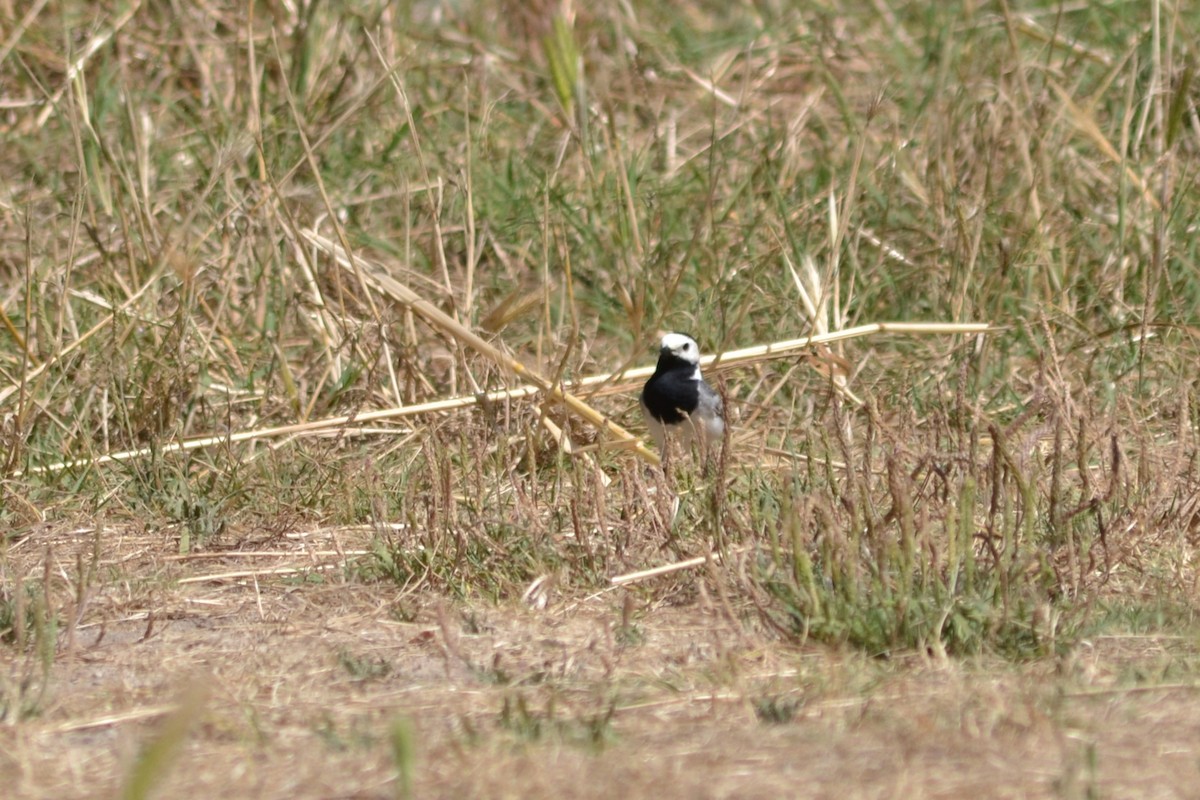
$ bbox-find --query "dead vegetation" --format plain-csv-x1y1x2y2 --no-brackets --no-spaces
3,0,1200,797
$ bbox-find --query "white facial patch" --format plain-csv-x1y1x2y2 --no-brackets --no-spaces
661,333,700,364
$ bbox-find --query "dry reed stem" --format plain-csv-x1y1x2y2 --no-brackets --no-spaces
164,551,368,560
11,314,990,476
610,551,726,586
176,564,340,584
49,705,178,734
300,228,665,465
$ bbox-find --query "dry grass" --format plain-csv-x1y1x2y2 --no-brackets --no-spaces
3,0,1200,797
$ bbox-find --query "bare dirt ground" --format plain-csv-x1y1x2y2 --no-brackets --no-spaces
3,524,1199,799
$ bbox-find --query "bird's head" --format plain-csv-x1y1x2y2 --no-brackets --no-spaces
659,332,701,365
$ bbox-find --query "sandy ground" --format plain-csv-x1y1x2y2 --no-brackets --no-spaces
3,525,1200,799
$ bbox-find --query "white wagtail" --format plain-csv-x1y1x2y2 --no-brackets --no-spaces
639,333,725,454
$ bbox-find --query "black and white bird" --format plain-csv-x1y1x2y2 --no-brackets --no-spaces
639,333,724,454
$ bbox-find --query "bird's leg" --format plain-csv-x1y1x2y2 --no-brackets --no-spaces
648,446,680,553
660,434,675,484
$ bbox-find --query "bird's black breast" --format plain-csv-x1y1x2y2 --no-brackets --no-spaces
641,367,701,425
